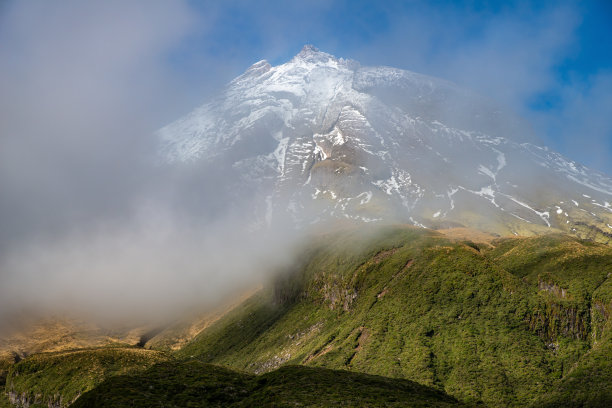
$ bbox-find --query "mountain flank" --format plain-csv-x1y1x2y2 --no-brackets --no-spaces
171,225,612,407
159,46,612,242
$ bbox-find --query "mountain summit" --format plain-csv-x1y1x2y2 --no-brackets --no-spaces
158,46,612,241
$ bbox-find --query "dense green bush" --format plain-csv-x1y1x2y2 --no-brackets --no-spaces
177,227,612,407
73,362,465,407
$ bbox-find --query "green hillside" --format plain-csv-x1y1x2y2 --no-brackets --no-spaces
2,225,611,407
174,226,612,407
3,347,169,407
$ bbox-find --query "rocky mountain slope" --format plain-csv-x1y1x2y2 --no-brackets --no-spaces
159,45,612,241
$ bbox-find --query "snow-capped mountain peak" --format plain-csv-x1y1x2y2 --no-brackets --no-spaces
158,46,612,242
294,44,334,62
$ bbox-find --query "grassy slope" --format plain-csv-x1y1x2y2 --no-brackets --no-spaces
72,361,465,408
176,226,612,407
4,347,169,407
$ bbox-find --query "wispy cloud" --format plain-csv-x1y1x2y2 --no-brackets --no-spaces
532,71,612,173
0,1,305,326
0,0,194,251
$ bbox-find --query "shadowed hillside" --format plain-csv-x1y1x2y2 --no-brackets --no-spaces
72,361,465,407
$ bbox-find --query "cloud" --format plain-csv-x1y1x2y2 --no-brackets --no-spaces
345,3,580,112
0,0,233,325
533,71,612,173
0,0,195,251
0,204,296,324
0,1,304,327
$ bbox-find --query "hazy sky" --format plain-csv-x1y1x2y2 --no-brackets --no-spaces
0,0,610,323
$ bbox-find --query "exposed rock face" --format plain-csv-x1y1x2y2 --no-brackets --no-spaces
7,390,67,408
538,279,569,299
527,302,590,341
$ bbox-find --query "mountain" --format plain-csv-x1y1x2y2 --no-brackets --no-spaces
3,47,612,408
159,45,612,241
